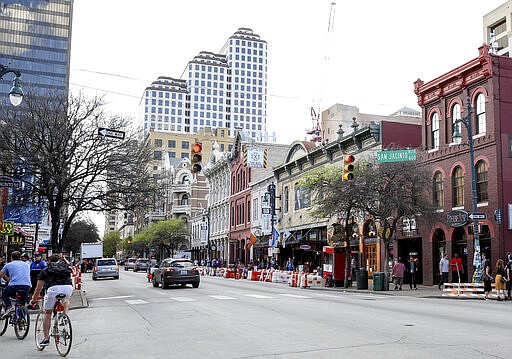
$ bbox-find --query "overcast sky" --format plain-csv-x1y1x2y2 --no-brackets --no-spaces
69,0,505,235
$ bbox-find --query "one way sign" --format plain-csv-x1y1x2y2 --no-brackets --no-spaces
97,127,125,140
469,212,487,220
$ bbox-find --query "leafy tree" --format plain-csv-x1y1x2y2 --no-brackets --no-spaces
64,219,100,254
103,230,121,258
131,232,149,258
145,219,189,260
0,93,153,252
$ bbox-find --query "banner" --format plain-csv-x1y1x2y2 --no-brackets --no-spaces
247,232,258,249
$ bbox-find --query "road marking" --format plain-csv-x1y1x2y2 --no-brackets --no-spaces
170,297,196,302
95,295,134,301
209,295,237,300
245,294,273,299
279,294,311,299
125,299,148,305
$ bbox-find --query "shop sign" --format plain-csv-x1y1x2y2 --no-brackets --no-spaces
446,210,468,227
300,244,311,250
8,231,26,247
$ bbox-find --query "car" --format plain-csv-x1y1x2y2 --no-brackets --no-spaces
92,258,119,280
152,258,200,289
133,258,149,272
124,258,137,271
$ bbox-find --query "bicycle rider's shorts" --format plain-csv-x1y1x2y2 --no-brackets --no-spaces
43,285,73,311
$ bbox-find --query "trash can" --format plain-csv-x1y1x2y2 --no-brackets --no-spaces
373,272,385,291
356,268,368,290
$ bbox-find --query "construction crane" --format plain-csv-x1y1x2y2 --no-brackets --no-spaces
305,1,336,144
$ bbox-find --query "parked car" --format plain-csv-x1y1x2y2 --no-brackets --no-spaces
124,258,137,271
93,258,119,280
152,258,200,289
133,258,149,272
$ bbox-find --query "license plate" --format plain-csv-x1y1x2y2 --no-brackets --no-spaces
180,270,188,275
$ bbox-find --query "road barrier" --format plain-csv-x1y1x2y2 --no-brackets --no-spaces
441,282,498,299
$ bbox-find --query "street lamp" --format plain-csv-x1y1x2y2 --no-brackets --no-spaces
453,96,481,275
0,64,24,106
203,209,211,261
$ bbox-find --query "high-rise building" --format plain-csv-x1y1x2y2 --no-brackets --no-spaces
0,0,73,102
484,1,511,56
141,28,269,142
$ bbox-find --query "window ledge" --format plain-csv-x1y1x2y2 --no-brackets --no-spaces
427,148,439,154
477,202,488,208
452,206,465,211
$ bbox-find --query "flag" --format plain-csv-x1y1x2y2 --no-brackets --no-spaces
271,227,280,248
247,232,258,249
282,228,291,248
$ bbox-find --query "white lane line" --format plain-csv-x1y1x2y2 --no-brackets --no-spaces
125,299,148,305
170,297,196,302
95,295,134,301
209,295,237,300
279,294,312,299
245,294,273,299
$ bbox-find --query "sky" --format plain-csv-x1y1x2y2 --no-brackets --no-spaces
69,0,506,235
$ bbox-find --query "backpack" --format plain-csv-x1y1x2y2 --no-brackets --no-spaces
45,261,72,289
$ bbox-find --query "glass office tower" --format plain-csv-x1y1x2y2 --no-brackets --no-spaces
0,0,73,104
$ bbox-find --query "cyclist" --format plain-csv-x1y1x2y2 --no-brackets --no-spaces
30,253,73,347
0,251,31,319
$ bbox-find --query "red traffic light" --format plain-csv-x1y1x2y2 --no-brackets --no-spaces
345,155,355,164
192,142,202,154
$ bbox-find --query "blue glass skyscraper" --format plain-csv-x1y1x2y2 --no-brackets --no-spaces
0,0,73,104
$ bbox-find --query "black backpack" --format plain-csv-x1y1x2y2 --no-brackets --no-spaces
45,261,72,289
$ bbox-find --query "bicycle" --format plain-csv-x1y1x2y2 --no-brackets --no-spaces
0,290,30,340
34,293,73,357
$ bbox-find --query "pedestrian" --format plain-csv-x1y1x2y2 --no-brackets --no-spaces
481,254,493,300
438,254,450,289
450,253,464,283
0,251,31,319
30,253,47,295
408,256,418,290
286,257,294,272
494,259,507,301
392,257,406,290
506,253,512,301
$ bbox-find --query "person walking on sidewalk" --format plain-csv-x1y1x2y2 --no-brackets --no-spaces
506,253,512,300
392,258,406,291
494,259,507,301
408,256,418,290
438,254,450,289
450,253,464,283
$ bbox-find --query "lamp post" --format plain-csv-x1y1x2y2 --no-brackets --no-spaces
0,64,24,106
203,209,211,262
453,97,481,276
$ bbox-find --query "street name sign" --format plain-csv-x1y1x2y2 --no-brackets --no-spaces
377,149,417,163
0,176,20,188
469,212,487,220
97,127,125,140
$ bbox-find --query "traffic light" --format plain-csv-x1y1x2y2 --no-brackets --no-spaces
267,183,276,216
191,142,203,173
342,154,355,181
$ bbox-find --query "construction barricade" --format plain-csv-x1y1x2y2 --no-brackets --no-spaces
441,282,497,299
300,273,324,288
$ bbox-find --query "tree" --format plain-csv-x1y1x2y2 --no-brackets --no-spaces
64,219,100,254
0,93,154,252
146,219,189,260
103,230,121,258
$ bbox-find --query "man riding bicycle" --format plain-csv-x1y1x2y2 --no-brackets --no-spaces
0,251,31,319
30,253,73,347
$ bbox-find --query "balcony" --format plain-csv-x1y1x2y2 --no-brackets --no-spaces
173,183,190,193
171,204,190,215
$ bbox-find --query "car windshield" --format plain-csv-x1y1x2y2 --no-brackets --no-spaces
170,260,194,268
97,259,116,266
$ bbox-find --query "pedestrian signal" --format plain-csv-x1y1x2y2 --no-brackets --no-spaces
342,154,355,181
191,142,203,173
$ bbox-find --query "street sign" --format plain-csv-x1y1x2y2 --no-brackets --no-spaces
446,210,468,227
377,149,417,163
261,207,271,214
97,127,125,140
0,176,20,188
469,212,487,220
0,221,14,235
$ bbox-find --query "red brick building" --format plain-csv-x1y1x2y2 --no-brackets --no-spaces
414,44,512,285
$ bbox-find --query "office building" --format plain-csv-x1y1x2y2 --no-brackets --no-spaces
484,1,512,56
0,0,73,101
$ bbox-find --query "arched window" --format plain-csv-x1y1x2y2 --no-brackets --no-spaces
180,194,189,205
452,166,464,207
181,175,189,184
284,186,289,213
476,161,488,203
433,171,444,209
475,94,486,135
451,103,461,143
431,112,439,149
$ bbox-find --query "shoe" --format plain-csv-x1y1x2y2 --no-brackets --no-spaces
39,339,50,347
1,306,14,319
414,287,418,290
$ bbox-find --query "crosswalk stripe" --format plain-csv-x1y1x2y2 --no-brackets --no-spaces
209,295,237,300
125,299,148,305
279,294,311,299
170,297,196,302
245,294,273,299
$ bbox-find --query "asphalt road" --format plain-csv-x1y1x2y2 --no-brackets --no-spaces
2,270,511,358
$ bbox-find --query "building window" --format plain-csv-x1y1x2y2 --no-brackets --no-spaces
294,183,310,211
154,139,162,147
433,171,444,209
253,198,259,221
182,141,189,149
431,112,439,149
476,160,488,203
153,151,162,160
247,200,251,224
180,194,189,205
284,186,289,213
168,140,176,148
452,166,464,207
475,93,486,135
451,103,461,143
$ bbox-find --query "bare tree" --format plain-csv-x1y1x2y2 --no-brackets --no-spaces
0,93,153,252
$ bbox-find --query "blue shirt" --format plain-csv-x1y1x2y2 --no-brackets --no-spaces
1,260,31,287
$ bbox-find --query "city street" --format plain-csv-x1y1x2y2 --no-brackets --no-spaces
2,270,512,358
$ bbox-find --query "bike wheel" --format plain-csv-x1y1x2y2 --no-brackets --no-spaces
34,311,46,351
14,306,30,340
0,303,7,336
54,313,72,357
